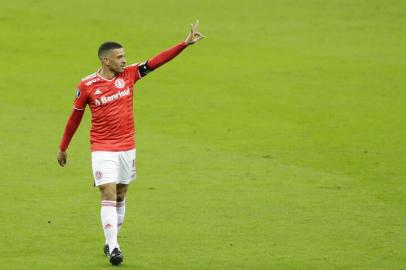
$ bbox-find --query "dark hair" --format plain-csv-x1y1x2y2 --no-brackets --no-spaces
98,41,123,58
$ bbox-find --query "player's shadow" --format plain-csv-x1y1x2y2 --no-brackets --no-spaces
97,260,147,269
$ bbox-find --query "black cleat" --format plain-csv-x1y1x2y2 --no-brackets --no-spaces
109,247,123,266
103,244,109,257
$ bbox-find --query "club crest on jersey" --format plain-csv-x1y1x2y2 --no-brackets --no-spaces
114,79,125,89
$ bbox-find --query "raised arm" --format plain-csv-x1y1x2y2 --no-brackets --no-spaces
137,20,205,77
146,41,188,71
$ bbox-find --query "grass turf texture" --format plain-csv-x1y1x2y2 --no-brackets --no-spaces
0,0,405,269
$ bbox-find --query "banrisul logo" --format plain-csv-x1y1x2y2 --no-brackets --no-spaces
94,87,130,106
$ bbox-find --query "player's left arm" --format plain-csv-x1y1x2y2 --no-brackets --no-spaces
137,19,205,77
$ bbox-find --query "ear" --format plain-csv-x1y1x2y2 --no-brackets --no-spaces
103,56,110,66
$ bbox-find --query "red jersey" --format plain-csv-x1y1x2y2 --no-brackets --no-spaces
59,41,187,153
74,64,142,151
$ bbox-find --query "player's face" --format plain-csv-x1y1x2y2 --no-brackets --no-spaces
105,48,127,74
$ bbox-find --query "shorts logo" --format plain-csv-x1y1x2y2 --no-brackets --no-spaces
114,79,125,89
95,171,103,180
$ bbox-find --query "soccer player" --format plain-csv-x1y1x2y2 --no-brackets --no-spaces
56,20,204,266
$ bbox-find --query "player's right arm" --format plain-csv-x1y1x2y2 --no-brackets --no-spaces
57,85,89,167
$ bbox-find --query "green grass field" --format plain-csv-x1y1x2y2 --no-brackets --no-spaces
1,0,405,269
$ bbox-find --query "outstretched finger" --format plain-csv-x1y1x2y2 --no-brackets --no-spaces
193,19,200,31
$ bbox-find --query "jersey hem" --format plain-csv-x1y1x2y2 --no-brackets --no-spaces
91,146,136,152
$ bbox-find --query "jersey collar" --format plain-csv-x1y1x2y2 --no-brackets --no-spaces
96,69,116,81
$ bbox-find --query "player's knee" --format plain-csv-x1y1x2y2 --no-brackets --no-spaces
117,194,126,202
101,191,116,201
99,184,117,201
116,190,127,202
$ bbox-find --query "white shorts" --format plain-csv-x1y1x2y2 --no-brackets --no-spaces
91,149,136,187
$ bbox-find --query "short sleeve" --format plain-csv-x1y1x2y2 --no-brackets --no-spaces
73,83,89,110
